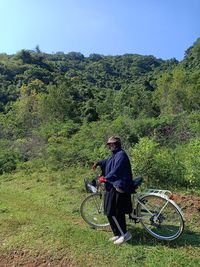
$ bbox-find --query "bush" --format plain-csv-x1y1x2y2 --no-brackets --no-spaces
131,137,159,186
176,138,200,187
0,140,19,174
45,121,111,169
130,137,185,187
153,148,185,186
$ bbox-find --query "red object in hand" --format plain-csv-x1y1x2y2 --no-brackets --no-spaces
99,176,106,183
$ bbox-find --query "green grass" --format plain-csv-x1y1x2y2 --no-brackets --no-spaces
0,169,200,266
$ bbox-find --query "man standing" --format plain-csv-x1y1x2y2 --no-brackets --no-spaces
93,136,133,245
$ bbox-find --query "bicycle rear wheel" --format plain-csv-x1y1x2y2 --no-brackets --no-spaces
80,193,109,228
137,194,184,241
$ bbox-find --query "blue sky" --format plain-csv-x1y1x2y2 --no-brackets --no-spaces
0,0,199,60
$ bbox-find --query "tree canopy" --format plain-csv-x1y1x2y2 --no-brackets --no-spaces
0,38,200,187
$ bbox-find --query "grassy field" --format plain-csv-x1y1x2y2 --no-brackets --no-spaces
0,168,200,267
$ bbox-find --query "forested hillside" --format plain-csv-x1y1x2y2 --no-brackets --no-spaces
0,38,200,188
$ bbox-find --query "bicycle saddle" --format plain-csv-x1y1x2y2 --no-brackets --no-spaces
132,176,143,192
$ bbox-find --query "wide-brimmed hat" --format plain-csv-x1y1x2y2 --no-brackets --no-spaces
106,136,121,145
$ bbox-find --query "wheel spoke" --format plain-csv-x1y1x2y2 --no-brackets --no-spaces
80,193,109,228
137,195,184,240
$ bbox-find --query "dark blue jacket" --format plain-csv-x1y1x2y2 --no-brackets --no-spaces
98,149,133,194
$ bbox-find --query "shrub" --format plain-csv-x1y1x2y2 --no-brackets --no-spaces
131,137,159,186
176,138,200,187
130,137,185,187
153,148,185,187
0,140,19,174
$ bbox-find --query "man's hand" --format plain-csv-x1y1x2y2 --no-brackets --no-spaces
92,163,97,171
99,176,106,183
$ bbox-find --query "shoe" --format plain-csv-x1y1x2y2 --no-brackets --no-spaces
113,231,132,245
109,236,120,242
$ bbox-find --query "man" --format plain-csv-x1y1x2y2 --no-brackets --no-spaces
93,136,133,245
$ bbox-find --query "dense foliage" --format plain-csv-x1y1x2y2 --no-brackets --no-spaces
0,38,200,188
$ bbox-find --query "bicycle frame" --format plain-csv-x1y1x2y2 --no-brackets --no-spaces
129,189,185,223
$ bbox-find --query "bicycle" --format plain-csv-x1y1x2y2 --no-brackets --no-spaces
80,176,185,241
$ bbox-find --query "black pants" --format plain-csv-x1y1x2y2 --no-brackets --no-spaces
107,213,126,236
104,187,132,236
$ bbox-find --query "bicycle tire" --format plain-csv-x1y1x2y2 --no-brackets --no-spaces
137,194,185,241
80,193,109,228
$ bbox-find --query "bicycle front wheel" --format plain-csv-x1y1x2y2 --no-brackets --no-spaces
137,194,184,241
80,193,109,228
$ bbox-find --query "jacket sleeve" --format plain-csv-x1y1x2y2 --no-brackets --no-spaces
104,152,126,182
97,159,107,176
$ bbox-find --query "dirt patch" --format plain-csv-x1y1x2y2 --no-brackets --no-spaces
173,194,200,222
0,250,76,267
